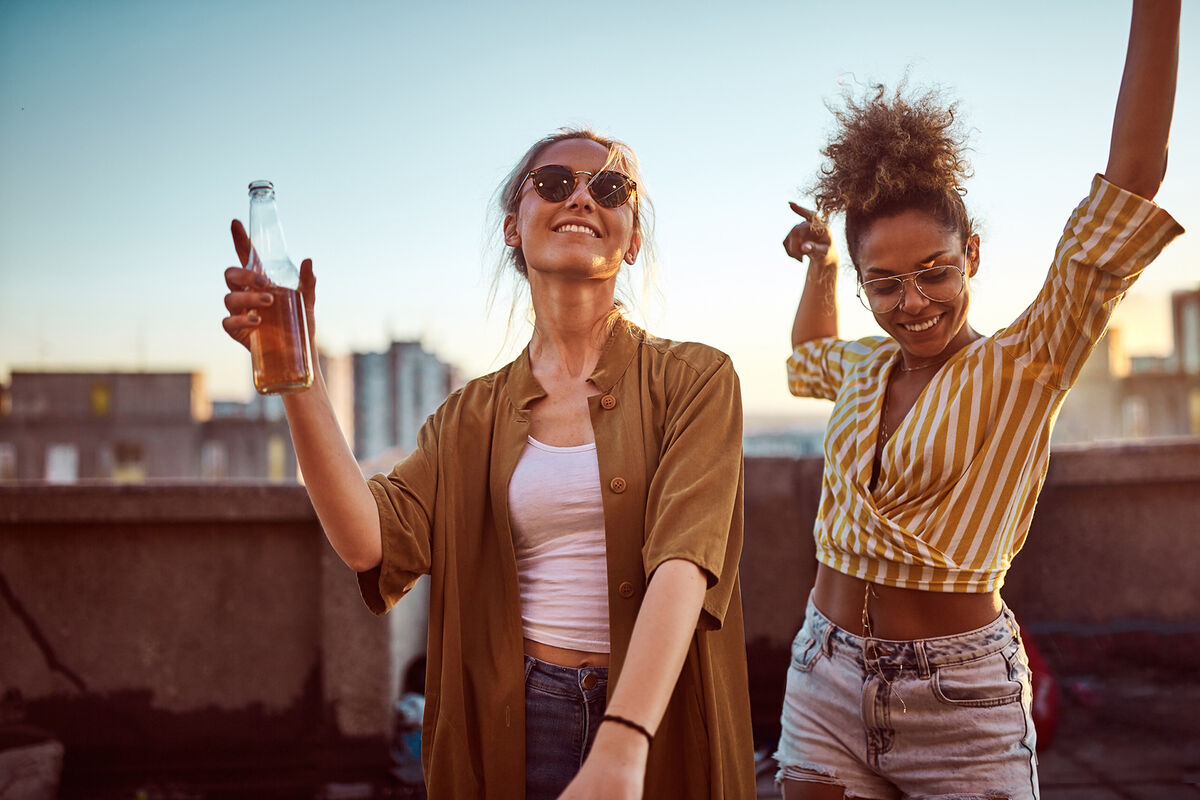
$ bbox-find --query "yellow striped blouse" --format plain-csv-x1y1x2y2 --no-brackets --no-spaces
787,175,1184,593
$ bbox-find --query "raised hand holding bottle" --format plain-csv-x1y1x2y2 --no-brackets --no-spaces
244,180,313,394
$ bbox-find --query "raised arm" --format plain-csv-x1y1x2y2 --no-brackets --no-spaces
784,203,840,348
281,361,383,572
1104,0,1181,200
222,221,383,572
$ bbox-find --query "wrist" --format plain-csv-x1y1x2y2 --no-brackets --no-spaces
282,375,326,411
808,256,839,274
593,717,651,764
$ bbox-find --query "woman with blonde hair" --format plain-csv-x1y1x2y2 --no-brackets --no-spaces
222,128,755,798
778,3,1182,798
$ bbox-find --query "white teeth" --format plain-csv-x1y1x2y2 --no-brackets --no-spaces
554,223,599,237
904,315,941,332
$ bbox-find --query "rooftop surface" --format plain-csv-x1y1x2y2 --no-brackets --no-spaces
39,632,1197,798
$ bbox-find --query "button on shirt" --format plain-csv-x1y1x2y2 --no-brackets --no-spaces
359,319,755,798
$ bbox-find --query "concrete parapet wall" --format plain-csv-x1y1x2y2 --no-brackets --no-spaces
0,484,397,784
1003,439,1200,625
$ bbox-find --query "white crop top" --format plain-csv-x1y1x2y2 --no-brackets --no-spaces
508,436,610,652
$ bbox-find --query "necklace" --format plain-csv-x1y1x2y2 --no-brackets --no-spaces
898,356,951,373
881,354,941,443
871,384,891,493
879,384,892,444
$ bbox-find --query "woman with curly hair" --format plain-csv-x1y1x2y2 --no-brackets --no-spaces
221,129,755,798
778,3,1182,798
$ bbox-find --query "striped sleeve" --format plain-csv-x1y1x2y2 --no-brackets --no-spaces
787,337,862,399
995,174,1184,390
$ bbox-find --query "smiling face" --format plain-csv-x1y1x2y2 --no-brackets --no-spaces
503,138,640,285
856,208,980,363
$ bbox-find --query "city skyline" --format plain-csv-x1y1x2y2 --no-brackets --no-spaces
2,1,1197,417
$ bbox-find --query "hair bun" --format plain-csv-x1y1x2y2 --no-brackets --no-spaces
812,82,972,219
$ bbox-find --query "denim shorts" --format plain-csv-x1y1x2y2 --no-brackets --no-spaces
775,594,1039,800
524,654,609,800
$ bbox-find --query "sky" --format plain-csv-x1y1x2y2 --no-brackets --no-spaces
1,0,1197,421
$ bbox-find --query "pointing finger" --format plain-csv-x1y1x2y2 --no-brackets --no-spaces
789,202,829,236
789,202,816,219
231,219,252,268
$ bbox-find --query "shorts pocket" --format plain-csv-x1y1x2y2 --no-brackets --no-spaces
789,627,825,673
932,647,1023,708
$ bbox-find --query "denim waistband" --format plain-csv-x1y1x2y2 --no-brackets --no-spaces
803,595,1020,673
523,654,609,700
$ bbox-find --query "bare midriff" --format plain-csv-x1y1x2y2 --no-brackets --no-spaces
813,564,1002,640
524,638,610,668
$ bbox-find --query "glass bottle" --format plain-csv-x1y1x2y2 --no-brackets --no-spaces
246,180,313,394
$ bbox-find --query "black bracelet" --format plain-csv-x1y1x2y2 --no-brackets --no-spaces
601,713,654,746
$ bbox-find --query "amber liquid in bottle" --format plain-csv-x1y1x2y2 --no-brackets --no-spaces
250,284,312,394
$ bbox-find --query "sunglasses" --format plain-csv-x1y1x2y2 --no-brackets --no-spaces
520,164,636,209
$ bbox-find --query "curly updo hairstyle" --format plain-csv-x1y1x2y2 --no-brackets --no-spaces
811,82,975,270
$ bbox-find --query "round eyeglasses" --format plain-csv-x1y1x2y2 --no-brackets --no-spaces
856,262,967,313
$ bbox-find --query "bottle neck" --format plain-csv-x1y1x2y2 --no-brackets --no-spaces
247,194,299,287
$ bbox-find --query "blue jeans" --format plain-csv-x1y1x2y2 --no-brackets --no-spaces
524,655,609,800
776,595,1039,799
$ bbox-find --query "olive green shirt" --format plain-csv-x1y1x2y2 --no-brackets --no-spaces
358,320,755,798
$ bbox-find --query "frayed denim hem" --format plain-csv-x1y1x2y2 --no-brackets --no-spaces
774,756,843,787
